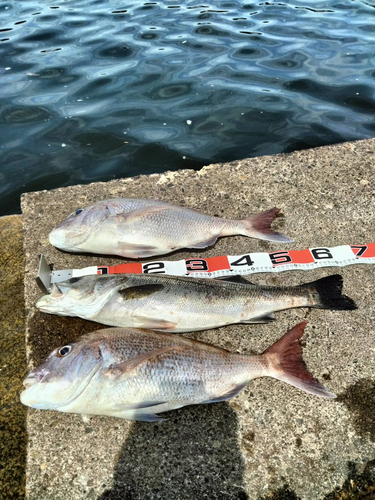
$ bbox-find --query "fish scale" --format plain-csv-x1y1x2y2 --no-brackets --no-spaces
130,207,226,248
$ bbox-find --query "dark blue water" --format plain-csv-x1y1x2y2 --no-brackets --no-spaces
0,0,374,215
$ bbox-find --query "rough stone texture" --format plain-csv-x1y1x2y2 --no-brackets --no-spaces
21,139,375,500
0,215,27,500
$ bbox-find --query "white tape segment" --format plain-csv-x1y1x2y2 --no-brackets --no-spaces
70,243,375,279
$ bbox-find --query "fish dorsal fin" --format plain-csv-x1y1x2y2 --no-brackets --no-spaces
105,346,184,379
118,284,164,300
110,204,176,221
216,275,254,285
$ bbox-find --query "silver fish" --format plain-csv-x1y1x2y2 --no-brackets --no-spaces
48,198,293,258
20,322,335,422
36,274,356,333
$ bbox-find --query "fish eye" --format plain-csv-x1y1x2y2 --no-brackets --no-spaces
69,277,81,284
57,345,72,357
75,209,83,215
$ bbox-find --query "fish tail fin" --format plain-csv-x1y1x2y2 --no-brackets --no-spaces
262,321,336,398
302,274,357,310
240,207,293,243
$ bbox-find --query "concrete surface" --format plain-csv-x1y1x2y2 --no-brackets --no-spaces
21,139,375,500
0,215,27,500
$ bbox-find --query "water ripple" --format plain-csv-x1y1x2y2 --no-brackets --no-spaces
0,0,374,214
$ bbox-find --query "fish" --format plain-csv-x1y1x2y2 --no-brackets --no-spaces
20,321,336,421
35,274,356,333
48,198,293,258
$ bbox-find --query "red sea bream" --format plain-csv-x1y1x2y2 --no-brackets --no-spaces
48,198,293,258
20,322,335,422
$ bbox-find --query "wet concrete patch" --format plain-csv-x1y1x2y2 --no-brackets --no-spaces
262,460,375,500
338,379,375,442
0,215,27,500
323,460,375,500
259,485,301,500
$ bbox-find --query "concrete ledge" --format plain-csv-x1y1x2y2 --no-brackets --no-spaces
21,140,375,500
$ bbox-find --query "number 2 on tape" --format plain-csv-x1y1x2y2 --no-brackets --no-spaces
143,262,165,274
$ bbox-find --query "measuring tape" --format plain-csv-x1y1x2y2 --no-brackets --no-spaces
35,243,375,293
36,243,374,293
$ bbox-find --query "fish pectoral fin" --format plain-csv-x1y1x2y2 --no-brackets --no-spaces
121,242,159,250
201,382,248,404
129,315,177,331
188,234,219,249
110,400,167,411
215,275,255,285
117,243,160,259
124,412,166,422
241,313,276,324
105,346,184,379
118,284,164,300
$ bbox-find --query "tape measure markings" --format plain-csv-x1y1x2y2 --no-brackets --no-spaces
69,243,375,280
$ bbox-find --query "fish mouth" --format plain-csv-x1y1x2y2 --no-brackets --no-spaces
23,371,46,389
20,370,50,406
49,227,87,251
35,297,57,313
35,294,70,315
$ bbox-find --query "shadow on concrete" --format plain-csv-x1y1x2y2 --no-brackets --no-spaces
98,403,248,500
